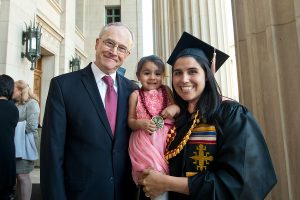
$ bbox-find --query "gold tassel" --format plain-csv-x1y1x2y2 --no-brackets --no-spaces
211,48,216,74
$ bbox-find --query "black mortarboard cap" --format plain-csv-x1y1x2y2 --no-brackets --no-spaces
167,32,229,72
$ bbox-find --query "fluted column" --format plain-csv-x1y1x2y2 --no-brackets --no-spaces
153,0,171,85
232,0,300,199
153,0,238,100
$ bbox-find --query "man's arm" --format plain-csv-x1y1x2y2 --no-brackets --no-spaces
40,78,67,200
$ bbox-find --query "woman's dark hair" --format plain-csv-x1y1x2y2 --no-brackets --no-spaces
172,55,222,129
136,55,165,77
0,74,15,100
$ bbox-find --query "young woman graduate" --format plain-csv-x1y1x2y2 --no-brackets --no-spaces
138,32,277,200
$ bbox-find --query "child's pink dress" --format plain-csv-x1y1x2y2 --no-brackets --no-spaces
129,88,174,184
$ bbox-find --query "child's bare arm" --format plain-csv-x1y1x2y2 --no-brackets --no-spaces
128,92,157,133
161,86,180,119
161,104,180,119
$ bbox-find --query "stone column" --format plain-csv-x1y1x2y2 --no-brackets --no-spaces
232,0,300,199
153,0,238,100
59,0,76,74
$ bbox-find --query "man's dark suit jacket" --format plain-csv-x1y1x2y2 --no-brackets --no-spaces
40,63,138,200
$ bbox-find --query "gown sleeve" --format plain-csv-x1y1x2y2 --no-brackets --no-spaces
188,101,277,200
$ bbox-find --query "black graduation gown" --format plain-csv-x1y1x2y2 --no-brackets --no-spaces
168,101,277,200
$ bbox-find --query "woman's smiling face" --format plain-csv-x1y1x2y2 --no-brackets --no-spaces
172,56,206,112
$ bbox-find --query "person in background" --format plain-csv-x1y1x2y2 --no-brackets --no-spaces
138,32,277,200
40,22,139,200
128,55,180,200
13,80,40,200
0,74,19,200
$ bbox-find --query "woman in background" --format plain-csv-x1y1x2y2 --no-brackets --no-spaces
13,80,40,200
0,74,19,200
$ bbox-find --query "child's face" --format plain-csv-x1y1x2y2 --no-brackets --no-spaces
137,61,163,91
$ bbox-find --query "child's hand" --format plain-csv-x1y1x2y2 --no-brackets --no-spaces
161,104,180,119
140,119,157,134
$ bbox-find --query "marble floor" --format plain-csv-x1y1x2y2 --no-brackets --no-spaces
30,167,40,184
30,168,42,200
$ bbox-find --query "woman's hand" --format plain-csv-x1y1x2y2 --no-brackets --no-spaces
138,169,167,199
138,169,190,198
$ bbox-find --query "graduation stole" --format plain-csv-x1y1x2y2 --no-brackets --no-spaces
165,111,199,161
165,111,217,161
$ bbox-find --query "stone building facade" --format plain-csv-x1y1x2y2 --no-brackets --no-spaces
0,0,143,122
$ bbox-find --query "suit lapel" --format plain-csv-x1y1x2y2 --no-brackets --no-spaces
115,74,128,137
80,64,113,139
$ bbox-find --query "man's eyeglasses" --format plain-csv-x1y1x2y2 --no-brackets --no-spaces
102,39,129,55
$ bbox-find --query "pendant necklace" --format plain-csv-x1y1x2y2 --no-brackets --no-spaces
139,85,168,129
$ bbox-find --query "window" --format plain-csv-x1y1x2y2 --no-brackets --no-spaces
106,7,121,24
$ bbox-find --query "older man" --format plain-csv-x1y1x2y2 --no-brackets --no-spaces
41,22,138,200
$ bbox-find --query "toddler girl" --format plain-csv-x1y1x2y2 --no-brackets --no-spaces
128,55,179,200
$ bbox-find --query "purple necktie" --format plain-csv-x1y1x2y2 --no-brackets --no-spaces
102,76,117,135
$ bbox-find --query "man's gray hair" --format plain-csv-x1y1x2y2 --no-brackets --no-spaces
99,22,134,43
